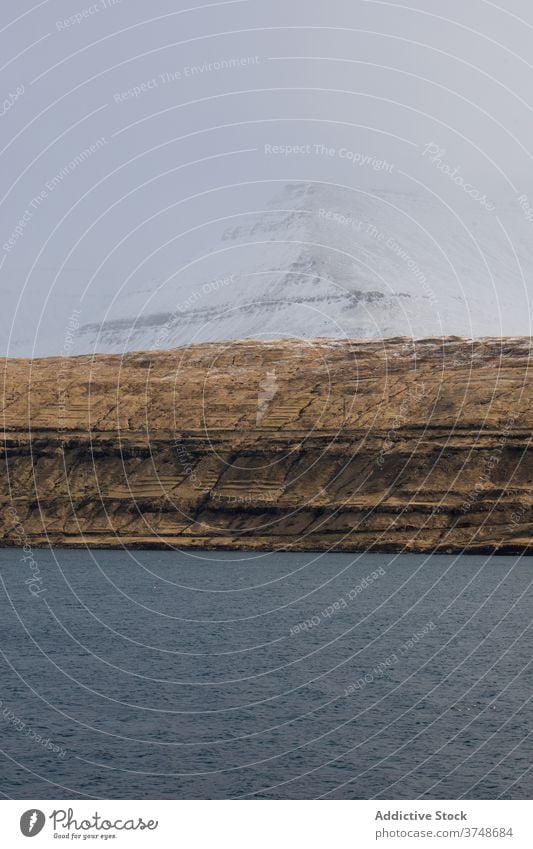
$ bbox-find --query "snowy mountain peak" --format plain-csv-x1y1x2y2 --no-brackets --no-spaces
4,182,532,357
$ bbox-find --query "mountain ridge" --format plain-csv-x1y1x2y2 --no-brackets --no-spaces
4,182,533,357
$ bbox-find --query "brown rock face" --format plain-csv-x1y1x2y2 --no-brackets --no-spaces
1,337,532,552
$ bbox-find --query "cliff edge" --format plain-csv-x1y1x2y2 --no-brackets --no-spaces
1,337,532,552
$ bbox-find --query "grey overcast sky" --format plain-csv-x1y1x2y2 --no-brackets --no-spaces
2,0,533,350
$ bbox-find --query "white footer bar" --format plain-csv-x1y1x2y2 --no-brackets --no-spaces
2,799,532,848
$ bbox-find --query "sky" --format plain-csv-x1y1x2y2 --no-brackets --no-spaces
1,0,533,352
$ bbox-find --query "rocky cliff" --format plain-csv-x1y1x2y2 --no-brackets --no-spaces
1,338,532,552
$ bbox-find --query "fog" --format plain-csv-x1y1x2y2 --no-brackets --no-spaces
2,0,533,353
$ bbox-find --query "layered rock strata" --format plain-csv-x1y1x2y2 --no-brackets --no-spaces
1,338,532,552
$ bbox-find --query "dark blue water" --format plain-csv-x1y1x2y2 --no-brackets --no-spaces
0,548,532,800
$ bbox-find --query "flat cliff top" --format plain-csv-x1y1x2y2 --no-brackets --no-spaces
2,336,532,437
2,337,531,552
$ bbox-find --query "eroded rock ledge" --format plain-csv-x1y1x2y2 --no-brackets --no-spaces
1,337,532,552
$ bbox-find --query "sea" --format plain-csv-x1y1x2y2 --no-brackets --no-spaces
0,548,532,800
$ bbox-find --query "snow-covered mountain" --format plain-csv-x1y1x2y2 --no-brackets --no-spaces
4,182,533,357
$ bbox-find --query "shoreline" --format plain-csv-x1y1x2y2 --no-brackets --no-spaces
0,540,531,556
